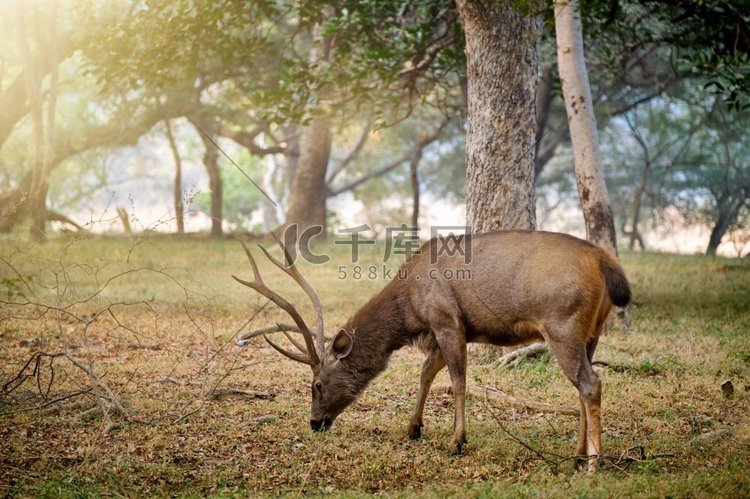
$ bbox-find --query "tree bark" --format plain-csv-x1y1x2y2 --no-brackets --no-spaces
706,200,745,255
284,8,334,240
410,148,422,229
456,0,541,233
285,115,332,237
198,132,223,238
457,1,542,361
16,4,50,240
0,172,33,232
164,120,185,234
629,159,650,252
555,0,617,254
261,149,285,231
0,33,71,152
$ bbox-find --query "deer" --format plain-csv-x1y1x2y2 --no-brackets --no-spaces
233,229,631,472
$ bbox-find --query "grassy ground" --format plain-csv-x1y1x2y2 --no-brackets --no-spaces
0,234,748,497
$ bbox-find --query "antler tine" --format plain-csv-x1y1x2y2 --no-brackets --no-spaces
263,334,313,366
236,323,300,346
278,323,308,354
232,240,321,369
258,233,326,360
239,239,263,282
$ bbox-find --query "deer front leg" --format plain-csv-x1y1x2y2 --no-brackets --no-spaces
409,348,446,439
433,328,467,455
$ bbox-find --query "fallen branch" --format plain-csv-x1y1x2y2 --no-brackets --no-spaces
592,360,635,373
496,343,549,368
208,388,274,400
1,351,125,418
0,388,93,416
470,385,578,416
120,342,162,350
479,396,674,473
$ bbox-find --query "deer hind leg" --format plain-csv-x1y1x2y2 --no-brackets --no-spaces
575,335,601,464
433,327,467,455
575,395,588,458
409,348,446,439
545,337,602,472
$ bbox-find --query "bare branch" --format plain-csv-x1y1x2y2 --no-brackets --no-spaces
326,116,373,184
327,122,446,197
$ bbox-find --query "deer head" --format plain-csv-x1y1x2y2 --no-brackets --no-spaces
232,236,358,431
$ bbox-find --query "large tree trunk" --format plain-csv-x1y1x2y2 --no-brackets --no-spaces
0,34,71,152
457,0,542,361
285,115,332,237
456,0,541,232
284,9,334,240
16,4,50,241
555,0,617,254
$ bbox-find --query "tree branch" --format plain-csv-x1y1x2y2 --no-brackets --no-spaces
327,122,445,197
326,116,373,184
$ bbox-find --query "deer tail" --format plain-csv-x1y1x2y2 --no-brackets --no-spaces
598,253,631,307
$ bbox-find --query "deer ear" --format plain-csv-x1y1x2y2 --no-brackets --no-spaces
332,329,353,360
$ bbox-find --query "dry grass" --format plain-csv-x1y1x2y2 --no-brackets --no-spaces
1,235,748,497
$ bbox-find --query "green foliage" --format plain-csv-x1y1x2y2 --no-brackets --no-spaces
581,0,750,109
79,0,465,126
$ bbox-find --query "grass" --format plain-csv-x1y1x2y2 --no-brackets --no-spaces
1,234,748,497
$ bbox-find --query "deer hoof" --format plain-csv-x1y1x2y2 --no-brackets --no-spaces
577,455,602,473
408,422,423,440
450,436,467,455
587,456,604,473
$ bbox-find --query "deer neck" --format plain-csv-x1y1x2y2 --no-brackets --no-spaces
339,279,410,389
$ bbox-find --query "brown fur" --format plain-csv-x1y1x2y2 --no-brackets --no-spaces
309,230,630,470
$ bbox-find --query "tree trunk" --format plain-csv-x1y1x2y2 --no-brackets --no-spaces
535,63,556,161
456,0,541,233
282,124,299,196
555,0,617,254
457,0,542,361
28,182,49,239
15,4,48,241
284,9,334,240
629,165,649,251
410,148,422,228
706,200,745,255
261,149,285,231
0,171,33,232
0,33,71,152
285,115,332,237
165,121,185,234
199,134,223,238
116,207,132,233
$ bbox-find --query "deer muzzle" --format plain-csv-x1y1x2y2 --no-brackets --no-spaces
310,416,332,432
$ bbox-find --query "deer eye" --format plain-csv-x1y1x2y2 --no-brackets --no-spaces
314,380,323,394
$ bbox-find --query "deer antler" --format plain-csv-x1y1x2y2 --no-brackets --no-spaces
232,236,325,371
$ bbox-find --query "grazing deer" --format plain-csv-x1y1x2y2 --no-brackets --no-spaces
234,230,631,471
